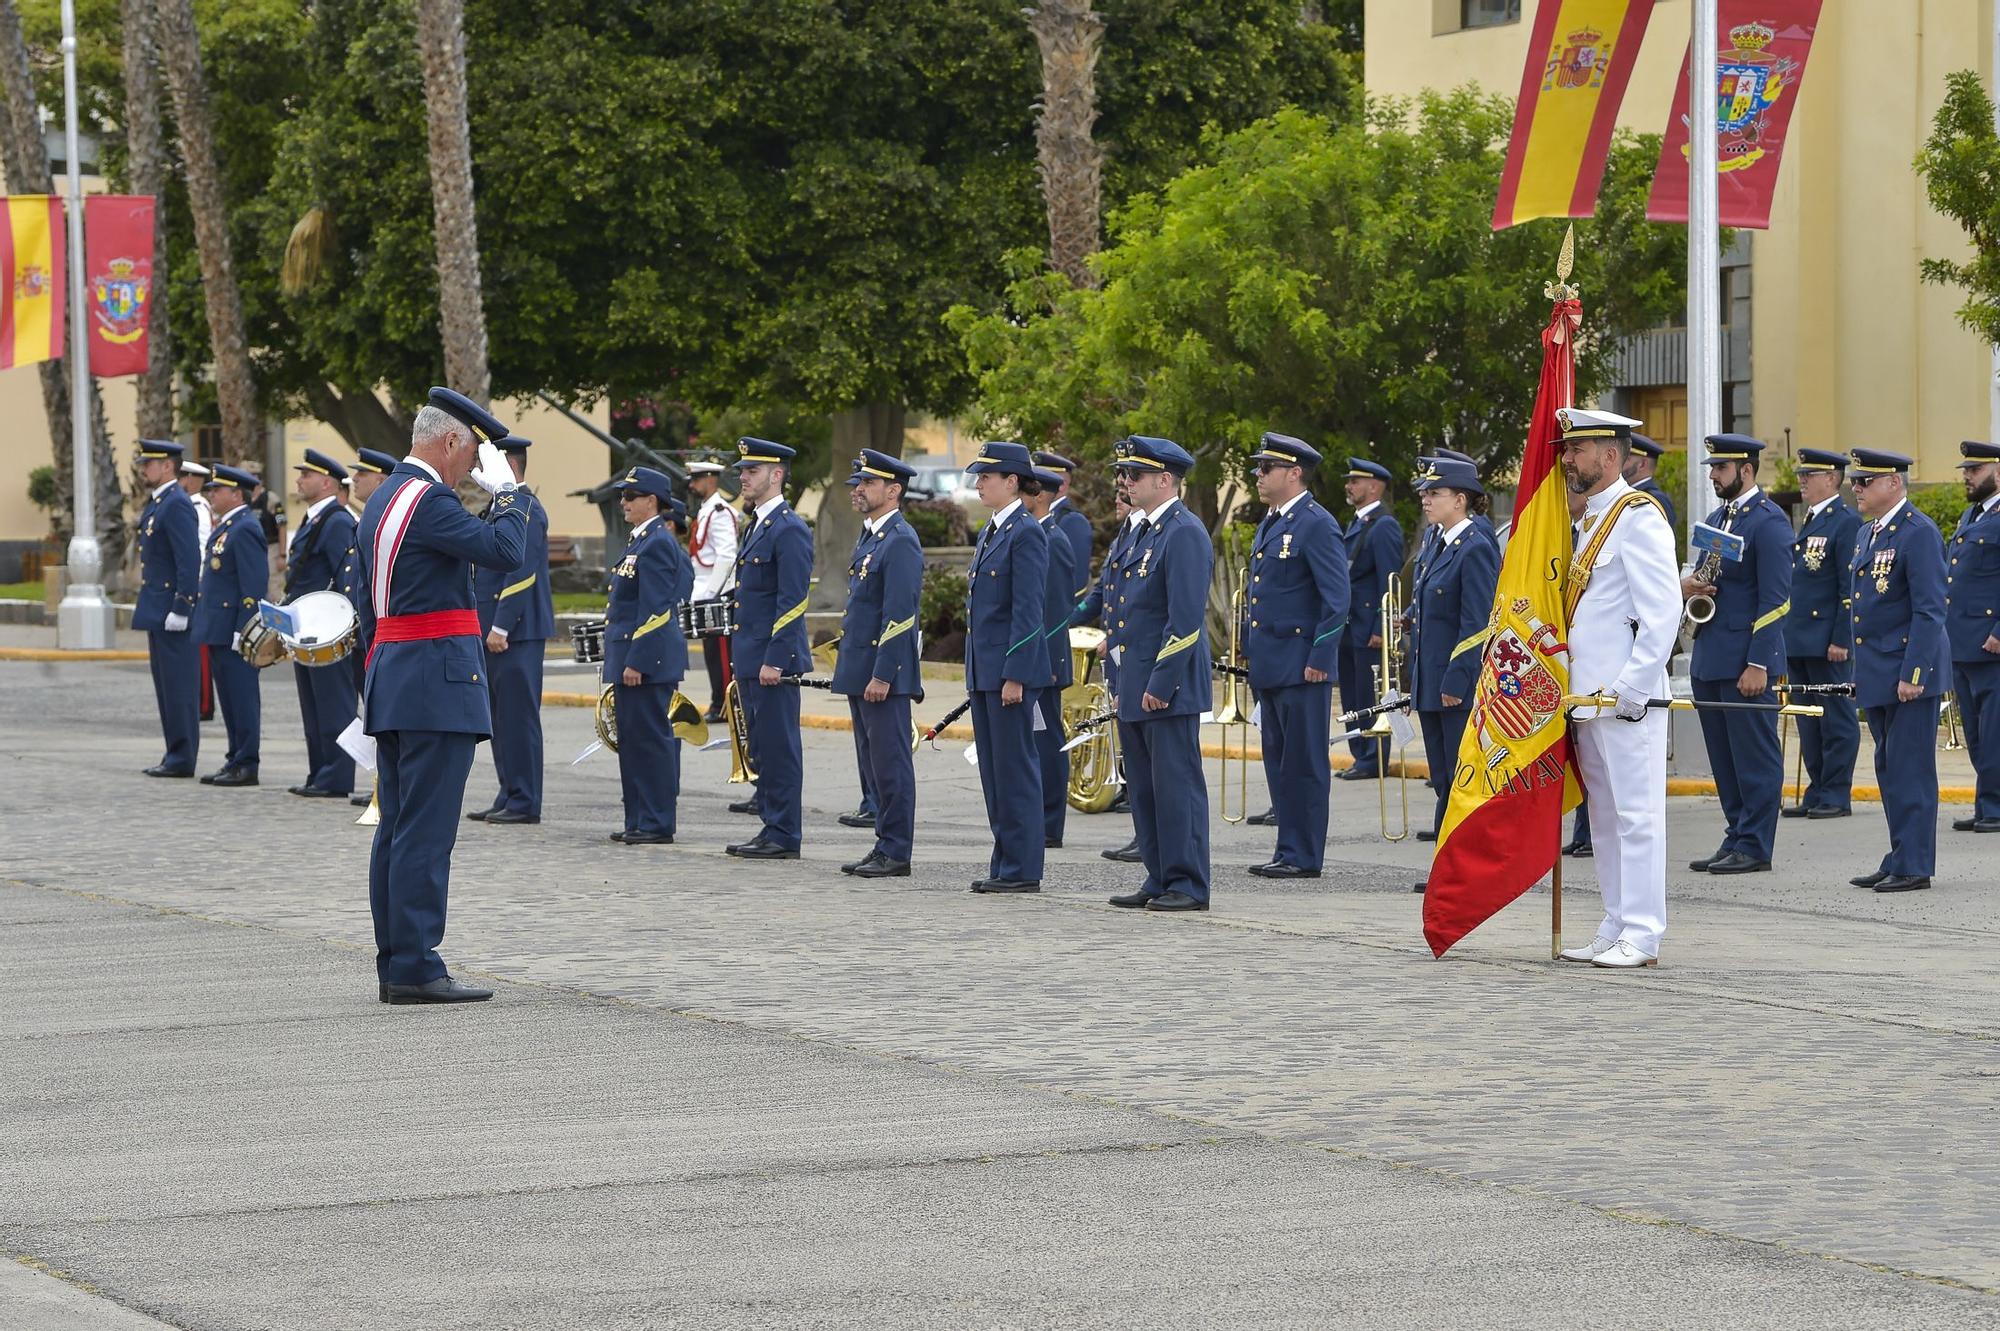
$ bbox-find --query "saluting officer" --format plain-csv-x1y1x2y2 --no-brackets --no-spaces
1242,433,1348,880
1104,436,1214,912
1625,434,1679,532
1024,464,1078,849
1845,449,1949,893
1072,489,1144,864
286,448,359,799
134,439,203,777
963,441,1050,893
1409,457,1501,892
727,438,813,860
1683,434,1793,875
357,387,529,1003
1034,450,1095,596
1783,448,1861,819
468,435,555,826
192,465,268,787
602,468,695,845
337,448,397,807
833,450,924,877
1945,439,2000,834
1337,457,1404,781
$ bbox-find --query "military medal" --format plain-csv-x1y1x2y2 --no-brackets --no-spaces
859,552,872,579
1278,533,1293,559
1803,536,1825,571
1138,547,1153,577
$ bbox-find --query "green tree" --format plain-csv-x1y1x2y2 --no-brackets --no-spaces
1917,69,2000,348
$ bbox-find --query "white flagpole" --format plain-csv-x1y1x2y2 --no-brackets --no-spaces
1686,0,1721,530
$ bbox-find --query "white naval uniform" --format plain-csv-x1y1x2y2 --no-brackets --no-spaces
1568,476,1682,956
690,490,740,601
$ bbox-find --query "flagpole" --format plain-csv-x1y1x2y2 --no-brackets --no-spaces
54,0,114,650
1550,844,1563,961
1686,0,1721,531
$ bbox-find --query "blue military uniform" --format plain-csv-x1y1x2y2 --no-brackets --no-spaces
472,437,556,822
191,466,268,783
1244,434,1348,877
358,388,529,998
1945,440,2000,831
1847,449,1950,890
1035,451,1096,599
832,450,925,873
1034,468,1079,849
604,470,694,842
133,440,203,775
1105,437,1214,910
1337,459,1404,779
1409,459,1501,844
728,438,814,856
1783,448,1861,818
287,448,360,796
1687,434,1793,872
963,442,1050,890
1630,433,1679,534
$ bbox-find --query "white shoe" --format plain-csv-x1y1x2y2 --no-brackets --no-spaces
1590,939,1658,969
1558,936,1616,963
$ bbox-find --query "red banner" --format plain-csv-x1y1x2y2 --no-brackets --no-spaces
1645,3,1824,229
83,194,155,377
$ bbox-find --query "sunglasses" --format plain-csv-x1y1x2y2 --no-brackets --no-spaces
1253,461,1300,475
1848,475,1892,489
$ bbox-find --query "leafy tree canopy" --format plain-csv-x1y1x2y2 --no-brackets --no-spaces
1917,69,2000,349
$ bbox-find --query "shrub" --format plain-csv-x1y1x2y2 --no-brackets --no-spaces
920,563,968,659
904,499,973,548
1908,482,1967,533
27,466,58,524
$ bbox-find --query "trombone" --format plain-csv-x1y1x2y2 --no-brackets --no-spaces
1364,572,1411,842
1214,577,1253,824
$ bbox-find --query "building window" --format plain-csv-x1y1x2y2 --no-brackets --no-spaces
1462,0,1521,29
194,426,224,467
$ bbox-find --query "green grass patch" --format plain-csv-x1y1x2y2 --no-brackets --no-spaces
0,581,45,600
554,591,608,614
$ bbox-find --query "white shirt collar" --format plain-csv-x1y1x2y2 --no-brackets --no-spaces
864,510,896,536
404,455,442,483
1353,500,1380,521
1273,490,1308,518
753,494,787,522
1124,510,1145,528
631,515,660,540
1874,498,1907,529
1727,485,1761,508
988,498,1023,529
152,480,177,499
1808,494,1839,518
213,502,245,528
1441,517,1473,545
1583,475,1633,521
1983,493,2000,515
1145,494,1179,523
304,494,338,523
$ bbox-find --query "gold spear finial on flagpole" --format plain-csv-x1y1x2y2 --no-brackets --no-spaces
1544,224,1579,302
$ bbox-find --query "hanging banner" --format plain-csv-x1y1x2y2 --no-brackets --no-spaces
1645,3,1824,228
1492,0,1657,231
83,194,156,377
0,195,66,369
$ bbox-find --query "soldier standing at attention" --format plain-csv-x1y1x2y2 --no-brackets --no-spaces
1945,440,2000,834
1072,489,1144,864
1336,458,1404,781
686,459,739,723
192,465,268,788
286,449,359,799
1024,464,1078,850
134,439,202,777
1624,434,1679,532
603,468,694,845
1782,448,1861,819
469,435,555,826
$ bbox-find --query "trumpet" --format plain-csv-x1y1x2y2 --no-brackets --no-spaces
1367,572,1411,842
1214,578,1253,824
724,679,755,783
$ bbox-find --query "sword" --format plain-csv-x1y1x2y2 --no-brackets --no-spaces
1563,693,1825,717
1776,681,1856,698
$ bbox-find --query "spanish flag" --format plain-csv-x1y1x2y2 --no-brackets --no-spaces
1422,294,1584,957
0,196,66,368
1492,0,1656,231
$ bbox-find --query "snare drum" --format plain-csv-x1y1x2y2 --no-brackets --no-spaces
676,597,736,639
283,590,360,666
238,619,288,669
570,619,608,664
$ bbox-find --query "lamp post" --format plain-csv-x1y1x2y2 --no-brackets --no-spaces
1685,0,1720,533
54,0,114,649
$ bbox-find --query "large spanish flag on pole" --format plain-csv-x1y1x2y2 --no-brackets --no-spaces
1492,0,1657,231
1422,236,1585,958
0,195,66,368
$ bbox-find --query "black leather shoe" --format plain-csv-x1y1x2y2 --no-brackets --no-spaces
622,831,674,845
383,975,494,1005
840,851,882,875
1108,890,1156,908
466,807,495,822
1101,838,1143,863
1874,874,1933,893
1045,837,1062,849
837,810,877,829
727,798,761,815
1975,817,2000,833
1247,861,1320,879
1336,766,1378,782
378,982,388,1003
1414,829,1437,843
1412,880,1427,894
726,836,797,859
1108,792,1130,813
292,785,346,799
1145,890,1208,912
1706,851,1771,875
350,793,372,808
1779,804,1811,819
703,707,725,724
1951,816,1977,832
210,767,259,788
143,765,193,778
1687,849,1728,872
1570,844,1594,859
1849,871,1887,888
970,878,1040,894
610,831,629,842
1246,808,1277,826
199,770,219,785
484,809,539,825
1807,806,1851,820
851,857,910,878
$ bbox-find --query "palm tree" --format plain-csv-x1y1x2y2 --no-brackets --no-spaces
1026,0,1105,289
0,0,127,566
121,0,172,442
154,0,260,466
414,0,490,404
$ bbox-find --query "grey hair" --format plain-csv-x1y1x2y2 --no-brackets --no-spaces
410,404,466,449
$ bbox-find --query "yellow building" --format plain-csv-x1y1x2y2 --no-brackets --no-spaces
1368,0,1994,479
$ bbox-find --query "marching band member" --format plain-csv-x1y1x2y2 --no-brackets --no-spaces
1024,464,1078,849
1337,457,1404,781
726,438,812,860
1408,456,1499,892
1034,450,1095,597
134,439,202,777
603,468,694,845
338,448,398,806
1073,489,1144,863
1783,448,1861,819
286,448,359,800
832,450,924,877
1947,440,2000,835
1846,449,1949,893
357,387,528,1003
1553,409,1681,969
687,459,739,723
192,465,268,787
1242,433,1348,880
963,441,1050,893
1624,434,1678,532
1683,435,1792,875
1106,436,1214,912
470,436,554,826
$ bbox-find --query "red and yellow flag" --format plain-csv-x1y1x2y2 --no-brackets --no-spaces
0,195,66,368
1492,0,1657,231
1422,295,1584,958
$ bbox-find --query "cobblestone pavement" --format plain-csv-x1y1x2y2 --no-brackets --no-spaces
3,660,1998,1327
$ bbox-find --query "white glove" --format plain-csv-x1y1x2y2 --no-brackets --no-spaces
231,631,242,654
470,442,516,495
163,611,189,633
1614,686,1650,722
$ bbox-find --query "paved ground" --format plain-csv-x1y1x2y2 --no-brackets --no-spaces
3,657,1998,1329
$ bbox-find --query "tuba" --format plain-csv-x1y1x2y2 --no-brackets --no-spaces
1063,626,1123,812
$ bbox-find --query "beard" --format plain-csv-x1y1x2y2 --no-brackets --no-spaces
1967,472,1998,506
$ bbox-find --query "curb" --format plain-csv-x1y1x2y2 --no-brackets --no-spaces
0,647,148,662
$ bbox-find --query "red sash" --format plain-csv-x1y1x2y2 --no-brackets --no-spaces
367,610,480,667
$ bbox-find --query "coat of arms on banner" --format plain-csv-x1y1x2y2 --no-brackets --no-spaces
1699,21,1799,173
92,257,150,345
1544,26,1611,92
1469,599,1569,763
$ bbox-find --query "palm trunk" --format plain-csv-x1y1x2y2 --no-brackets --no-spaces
810,402,906,612
1026,0,1104,289
121,0,172,442
155,0,259,465
0,0,127,567
414,0,490,404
